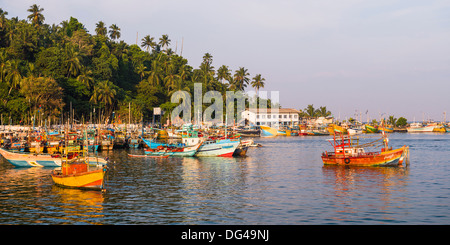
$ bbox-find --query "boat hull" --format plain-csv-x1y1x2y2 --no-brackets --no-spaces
365,125,379,133
144,142,202,157
260,125,279,137
0,148,107,167
196,139,240,157
322,146,408,167
51,168,105,190
407,125,436,132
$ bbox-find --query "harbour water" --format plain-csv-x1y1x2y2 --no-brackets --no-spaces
1,133,449,225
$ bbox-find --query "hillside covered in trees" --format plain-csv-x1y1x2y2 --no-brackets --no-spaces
0,4,267,125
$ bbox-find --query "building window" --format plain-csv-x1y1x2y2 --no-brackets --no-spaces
284,115,287,119
256,115,260,119
289,115,292,118
268,115,271,119
262,115,265,119
279,115,282,118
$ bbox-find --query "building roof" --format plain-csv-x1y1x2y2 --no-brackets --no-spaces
247,108,300,114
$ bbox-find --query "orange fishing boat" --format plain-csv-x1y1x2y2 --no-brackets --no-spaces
321,128,409,167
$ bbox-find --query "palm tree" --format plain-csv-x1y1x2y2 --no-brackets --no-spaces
27,4,45,27
158,34,171,52
388,115,397,126
109,24,121,41
5,60,23,95
135,63,147,80
226,76,237,91
305,104,316,118
147,60,162,86
64,46,82,77
251,74,265,94
233,67,250,91
90,80,117,118
217,65,231,84
316,106,331,117
141,35,156,53
0,9,8,30
95,21,107,36
202,53,213,67
77,67,94,88
164,64,181,94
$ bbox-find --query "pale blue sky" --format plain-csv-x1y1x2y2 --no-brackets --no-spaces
2,0,450,122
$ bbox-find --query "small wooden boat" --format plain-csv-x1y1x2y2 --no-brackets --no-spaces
51,160,106,191
321,130,409,167
51,127,107,191
144,142,202,157
260,125,279,137
364,124,379,133
379,126,394,133
0,147,107,167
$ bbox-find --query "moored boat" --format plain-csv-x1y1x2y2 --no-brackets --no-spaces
378,126,394,133
144,142,202,157
196,138,240,157
407,122,435,132
51,127,108,191
364,124,379,133
0,147,108,167
321,130,409,167
259,125,279,137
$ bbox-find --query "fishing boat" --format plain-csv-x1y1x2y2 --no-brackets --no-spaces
45,132,62,154
347,127,363,135
233,139,255,156
113,129,127,148
378,125,394,133
51,128,107,191
181,127,241,157
260,125,279,137
98,129,114,151
235,126,261,137
86,129,99,152
28,133,44,153
406,122,436,132
196,138,240,157
327,124,347,134
364,124,379,133
432,124,446,132
143,142,202,157
321,130,409,167
0,146,108,167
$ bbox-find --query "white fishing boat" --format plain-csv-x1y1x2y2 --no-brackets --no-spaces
407,122,436,132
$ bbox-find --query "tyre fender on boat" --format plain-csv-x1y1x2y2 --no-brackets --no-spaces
344,158,350,164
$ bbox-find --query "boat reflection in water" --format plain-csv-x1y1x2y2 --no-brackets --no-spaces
321,165,410,223
50,186,104,224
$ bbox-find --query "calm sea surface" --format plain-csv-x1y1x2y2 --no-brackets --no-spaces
1,133,449,225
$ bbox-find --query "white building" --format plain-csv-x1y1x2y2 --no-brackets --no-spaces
242,108,300,127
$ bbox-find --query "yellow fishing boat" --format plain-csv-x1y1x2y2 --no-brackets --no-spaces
51,161,105,190
433,125,447,132
260,125,279,137
51,126,107,191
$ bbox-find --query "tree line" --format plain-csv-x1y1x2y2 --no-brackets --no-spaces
0,4,267,125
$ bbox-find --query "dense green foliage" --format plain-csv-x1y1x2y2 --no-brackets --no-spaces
0,5,267,125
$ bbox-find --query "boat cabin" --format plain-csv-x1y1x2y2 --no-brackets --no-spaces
335,147,365,157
